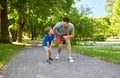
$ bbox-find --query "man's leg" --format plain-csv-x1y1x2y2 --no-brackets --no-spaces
64,37,71,57
64,37,74,62
55,34,63,59
58,43,62,53
56,43,62,59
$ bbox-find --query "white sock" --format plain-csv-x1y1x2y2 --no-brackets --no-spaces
69,57,72,60
57,53,59,56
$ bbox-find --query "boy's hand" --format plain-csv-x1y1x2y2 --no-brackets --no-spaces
48,48,52,51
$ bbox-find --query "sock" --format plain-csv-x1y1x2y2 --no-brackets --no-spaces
69,57,72,60
57,53,59,56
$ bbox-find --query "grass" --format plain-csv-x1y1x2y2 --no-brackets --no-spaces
71,43,120,65
0,44,25,69
0,38,41,69
106,39,120,42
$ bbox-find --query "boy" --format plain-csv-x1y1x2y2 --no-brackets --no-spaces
42,27,54,64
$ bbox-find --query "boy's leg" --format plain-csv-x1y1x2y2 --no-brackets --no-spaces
46,50,52,64
48,48,53,60
43,46,51,64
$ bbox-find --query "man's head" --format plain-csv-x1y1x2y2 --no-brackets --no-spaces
44,26,53,34
62,18,70,28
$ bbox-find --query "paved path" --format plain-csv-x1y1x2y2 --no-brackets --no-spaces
0,45,120,78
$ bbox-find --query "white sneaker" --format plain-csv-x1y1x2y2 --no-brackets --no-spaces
56,54,60,59
56,56,59,59
69,57,74,63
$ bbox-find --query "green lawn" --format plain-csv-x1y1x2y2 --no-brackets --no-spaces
0,44,24,69
71,42,120,65
0,38,41,69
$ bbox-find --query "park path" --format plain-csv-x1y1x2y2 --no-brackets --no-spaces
0,44,120,78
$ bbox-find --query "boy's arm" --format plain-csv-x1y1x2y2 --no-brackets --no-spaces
46,42,50,48
46,42,51,51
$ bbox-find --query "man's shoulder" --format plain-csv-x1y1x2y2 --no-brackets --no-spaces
55,22,62,27
69,23,74,28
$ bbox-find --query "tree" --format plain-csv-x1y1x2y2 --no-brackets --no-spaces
0,0,11,43
112,0,120,36
13,0,75,42
105,0,120,36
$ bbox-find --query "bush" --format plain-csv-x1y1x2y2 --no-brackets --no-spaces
95,35,105,41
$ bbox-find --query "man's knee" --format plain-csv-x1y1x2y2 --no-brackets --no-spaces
66,40,71,45
58,44,62,49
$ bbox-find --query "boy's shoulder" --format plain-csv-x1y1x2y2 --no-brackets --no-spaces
45,34,54,37
51,34,55,36
44,34,49,37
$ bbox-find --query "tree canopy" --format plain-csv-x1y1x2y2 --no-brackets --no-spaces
0,0,119,44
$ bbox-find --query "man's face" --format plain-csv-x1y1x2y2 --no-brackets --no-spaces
62,21,69,28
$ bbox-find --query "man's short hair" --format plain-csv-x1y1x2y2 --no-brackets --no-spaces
44,26,52,34
62,18,70,23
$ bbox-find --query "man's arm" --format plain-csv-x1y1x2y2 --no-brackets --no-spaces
63,31,74,39
68,31,74,38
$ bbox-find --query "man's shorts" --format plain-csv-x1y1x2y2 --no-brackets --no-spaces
56,34,68,44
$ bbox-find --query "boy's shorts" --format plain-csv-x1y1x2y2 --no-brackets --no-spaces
43,46,48,52
56,34,68,44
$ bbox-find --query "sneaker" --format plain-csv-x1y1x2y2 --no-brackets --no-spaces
46,60,51,64
49,57,53,61
56,54,60,59
56,56,59,59
69,57,74,63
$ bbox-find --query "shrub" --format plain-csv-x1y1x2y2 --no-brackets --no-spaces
95,35,105,41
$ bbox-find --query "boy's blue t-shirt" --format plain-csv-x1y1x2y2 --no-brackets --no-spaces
42,34,54,46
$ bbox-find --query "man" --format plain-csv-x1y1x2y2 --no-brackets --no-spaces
53,18,74,62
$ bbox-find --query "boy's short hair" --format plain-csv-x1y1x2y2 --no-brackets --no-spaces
44,26,52,34
62,18,70,23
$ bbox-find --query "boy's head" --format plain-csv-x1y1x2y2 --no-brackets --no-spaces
62,18,70,28
44,26,53,34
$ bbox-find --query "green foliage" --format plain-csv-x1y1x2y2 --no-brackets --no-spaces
7,0,75,41
95,35,105,41
105,0,120,36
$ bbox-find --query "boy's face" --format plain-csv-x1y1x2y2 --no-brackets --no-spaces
49,29,53,34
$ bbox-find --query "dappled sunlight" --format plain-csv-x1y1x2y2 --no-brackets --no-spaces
12,42,25,45
0,63,3,69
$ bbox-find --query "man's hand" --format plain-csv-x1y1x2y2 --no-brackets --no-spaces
63,36,69,39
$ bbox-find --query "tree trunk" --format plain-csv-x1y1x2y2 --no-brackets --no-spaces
27,32,31,38
10,28,17,42
16,13,25,42
0,8,1,39
0,0,11,44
